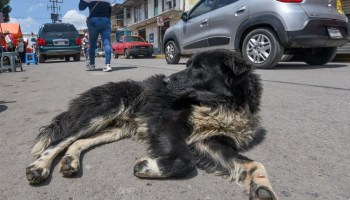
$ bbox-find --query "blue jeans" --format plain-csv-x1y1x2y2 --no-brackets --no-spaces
87,17,111,65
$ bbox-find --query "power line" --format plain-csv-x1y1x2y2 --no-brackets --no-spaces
11,16,86,20
48,0,63,23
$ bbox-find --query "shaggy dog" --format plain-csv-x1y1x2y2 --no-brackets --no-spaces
26,49,277,199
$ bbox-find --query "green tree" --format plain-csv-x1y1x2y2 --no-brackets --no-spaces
0,0,12,22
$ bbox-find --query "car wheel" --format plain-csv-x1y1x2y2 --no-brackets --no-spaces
242,28,283,69
125,49,130,59
113,51,118,59
147,53,153,58
74,53,80,61
38,54,45,63
302,47,337,65
165,41,181,64
65,56,70,62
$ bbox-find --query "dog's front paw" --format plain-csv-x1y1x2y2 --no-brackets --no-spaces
26,165,50,184
60,155,79,177
133,157,164,179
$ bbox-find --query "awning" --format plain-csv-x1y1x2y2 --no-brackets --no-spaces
0,23,23,46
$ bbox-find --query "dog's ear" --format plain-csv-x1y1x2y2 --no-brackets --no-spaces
223,51,251,76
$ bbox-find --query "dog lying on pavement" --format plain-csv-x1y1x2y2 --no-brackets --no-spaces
26,49,277,200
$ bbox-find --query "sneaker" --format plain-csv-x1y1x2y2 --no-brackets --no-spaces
103,64,112,72
86,63,95,71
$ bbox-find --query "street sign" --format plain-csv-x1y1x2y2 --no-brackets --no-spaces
157,16,164,26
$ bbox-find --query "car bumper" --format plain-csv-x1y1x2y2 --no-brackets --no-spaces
129,49,154,56
286,19,350,48
39,46,81,56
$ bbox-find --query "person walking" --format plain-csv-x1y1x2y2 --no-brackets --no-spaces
17,38,25,63
79,0,112,72
82,33,89,60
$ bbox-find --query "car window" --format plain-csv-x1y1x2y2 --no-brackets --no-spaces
189,0,214,19
124,37,145,42
216,0,238,9
42,24,79,38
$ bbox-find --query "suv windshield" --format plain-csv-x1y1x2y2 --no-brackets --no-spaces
124,37,145,42
42,24,79,38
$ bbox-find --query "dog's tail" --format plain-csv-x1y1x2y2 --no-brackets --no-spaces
31,112,67,157
31,123,58,157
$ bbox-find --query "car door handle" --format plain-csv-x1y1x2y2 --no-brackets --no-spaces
235,6,246,16
200,19,208,27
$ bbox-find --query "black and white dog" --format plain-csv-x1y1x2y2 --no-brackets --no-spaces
26,49,277,200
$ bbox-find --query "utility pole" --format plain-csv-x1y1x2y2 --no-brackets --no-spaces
47,0,63,23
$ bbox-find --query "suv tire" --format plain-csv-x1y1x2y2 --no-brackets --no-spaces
302,47,337,65
165,41,181,64
74,53,80,61
38,54,45,63
242,28,283,69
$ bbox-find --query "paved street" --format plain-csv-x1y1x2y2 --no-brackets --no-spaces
0,56,349,200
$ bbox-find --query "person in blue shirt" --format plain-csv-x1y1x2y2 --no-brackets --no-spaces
79,0,112,72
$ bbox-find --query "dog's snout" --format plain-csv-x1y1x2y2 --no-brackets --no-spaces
163,77,171,83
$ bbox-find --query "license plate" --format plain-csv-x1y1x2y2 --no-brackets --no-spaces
55,41,67,45
327,27,343,39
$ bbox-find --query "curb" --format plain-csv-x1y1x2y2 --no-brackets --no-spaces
155,54,165,59
333,54,350,62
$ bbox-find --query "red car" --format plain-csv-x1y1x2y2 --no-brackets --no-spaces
112,35,154,59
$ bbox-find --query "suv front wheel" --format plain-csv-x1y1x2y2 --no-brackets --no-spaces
242,28,283,69
165,41,181,64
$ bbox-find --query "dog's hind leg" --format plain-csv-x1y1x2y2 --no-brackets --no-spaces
59,128,127,177
190,139,278,200
134,118,195,179
26,136,77,184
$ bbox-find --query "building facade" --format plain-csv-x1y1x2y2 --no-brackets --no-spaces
111,0,199,54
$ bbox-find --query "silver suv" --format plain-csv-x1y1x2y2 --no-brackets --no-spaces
163,0,350,68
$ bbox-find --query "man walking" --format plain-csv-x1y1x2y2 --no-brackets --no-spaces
79,0,112,72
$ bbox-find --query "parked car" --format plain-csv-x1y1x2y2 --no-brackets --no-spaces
163,0,350,68
112,35,154,59
36,23,81,63
95,48,105,57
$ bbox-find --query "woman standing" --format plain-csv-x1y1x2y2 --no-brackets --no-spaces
79,0,112,72
17,38,25,63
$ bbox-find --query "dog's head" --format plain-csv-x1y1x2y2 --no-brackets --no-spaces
164,49,252,98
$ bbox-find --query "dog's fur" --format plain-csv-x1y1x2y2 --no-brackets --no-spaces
26,49,277,199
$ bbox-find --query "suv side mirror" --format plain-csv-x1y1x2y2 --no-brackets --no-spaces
181,12,188,21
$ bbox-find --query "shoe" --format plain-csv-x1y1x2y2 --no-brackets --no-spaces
103,64,112,72
86,63,95,71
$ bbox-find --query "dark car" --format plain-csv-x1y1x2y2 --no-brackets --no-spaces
36,23,81,63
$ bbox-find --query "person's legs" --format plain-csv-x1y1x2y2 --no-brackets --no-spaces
87,18,100,66
100,18,112,65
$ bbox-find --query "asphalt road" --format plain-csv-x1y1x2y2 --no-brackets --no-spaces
0,56,349,200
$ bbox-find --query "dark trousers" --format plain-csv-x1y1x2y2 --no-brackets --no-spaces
19,52,25,63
